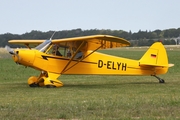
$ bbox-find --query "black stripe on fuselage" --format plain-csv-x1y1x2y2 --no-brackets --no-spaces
41,55,97,64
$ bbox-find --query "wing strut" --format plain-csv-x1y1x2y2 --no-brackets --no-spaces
24,43,31,49
61,41,85,73
61,43,105,74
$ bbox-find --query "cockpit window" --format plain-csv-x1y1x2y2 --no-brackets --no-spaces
46,44,66,57
40,42,84,59
52,44,63,56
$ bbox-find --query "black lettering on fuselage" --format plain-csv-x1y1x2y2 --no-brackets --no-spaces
97,60,127,71
122,63,127,71
117,62,121,70
107,61,111,69
112,62,116,70
98,60,103,68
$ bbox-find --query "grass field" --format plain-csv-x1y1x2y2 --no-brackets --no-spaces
0,46,180,120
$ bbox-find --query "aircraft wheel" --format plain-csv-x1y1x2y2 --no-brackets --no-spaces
37,77,45,87
159,79,165,83
29,83,39,87
46,85,56,88
28,76,39,87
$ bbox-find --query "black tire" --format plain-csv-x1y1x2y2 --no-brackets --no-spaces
46,85,56,88
159,79,165,83
29,83,39,87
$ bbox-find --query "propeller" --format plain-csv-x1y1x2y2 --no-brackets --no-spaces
5,45,15,55
5,45,20,63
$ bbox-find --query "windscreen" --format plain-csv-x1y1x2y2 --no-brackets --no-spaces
35,40,51,52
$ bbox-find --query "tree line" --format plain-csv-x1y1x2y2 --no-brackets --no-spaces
1,28,180,47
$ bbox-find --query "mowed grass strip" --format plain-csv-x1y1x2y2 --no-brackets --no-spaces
0,47,180,119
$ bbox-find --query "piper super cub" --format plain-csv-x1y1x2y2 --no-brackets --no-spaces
6,34,174,88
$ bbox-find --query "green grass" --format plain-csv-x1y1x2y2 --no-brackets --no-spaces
0,47,180,120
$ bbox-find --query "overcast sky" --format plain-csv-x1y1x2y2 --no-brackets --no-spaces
0,0,180,34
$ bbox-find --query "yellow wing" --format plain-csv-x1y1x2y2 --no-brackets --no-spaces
9,35,130,50
52,35,130,50
8,39,46,48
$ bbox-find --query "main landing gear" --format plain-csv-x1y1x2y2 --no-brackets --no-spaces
151,75,165,83
27,71,63,88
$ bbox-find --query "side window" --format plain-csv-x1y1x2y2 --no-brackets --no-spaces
52,45,63,56
46,44,63,57
67,49,72,58
45,43,83,59
48,44,70,57
74,51,83,59
71,48,83,59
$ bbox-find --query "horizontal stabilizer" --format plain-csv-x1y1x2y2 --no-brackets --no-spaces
140,63,174,68
168,64,174,67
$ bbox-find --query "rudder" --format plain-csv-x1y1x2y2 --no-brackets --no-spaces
139,42,169,67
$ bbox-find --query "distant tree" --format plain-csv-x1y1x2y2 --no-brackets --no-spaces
138,39,147,46
170,39,176,45
163,39,171,45
147,39,154,46
0,27,180,47
152,32,158,39
153,29,162,37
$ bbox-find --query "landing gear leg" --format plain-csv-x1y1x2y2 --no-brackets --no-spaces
40,72,63,88
27,71,63,88
27,71,47,87
151,75,165,83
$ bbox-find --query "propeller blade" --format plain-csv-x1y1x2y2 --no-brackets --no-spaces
5,45,21,63
5,45,14,55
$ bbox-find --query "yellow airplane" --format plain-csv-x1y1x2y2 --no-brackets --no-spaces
6,35,174,88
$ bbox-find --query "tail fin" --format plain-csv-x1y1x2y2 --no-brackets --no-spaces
139,42,173,67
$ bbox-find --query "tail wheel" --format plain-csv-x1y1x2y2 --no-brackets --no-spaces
28,76,38,87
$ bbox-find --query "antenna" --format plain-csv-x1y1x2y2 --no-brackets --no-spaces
50,31,56,40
